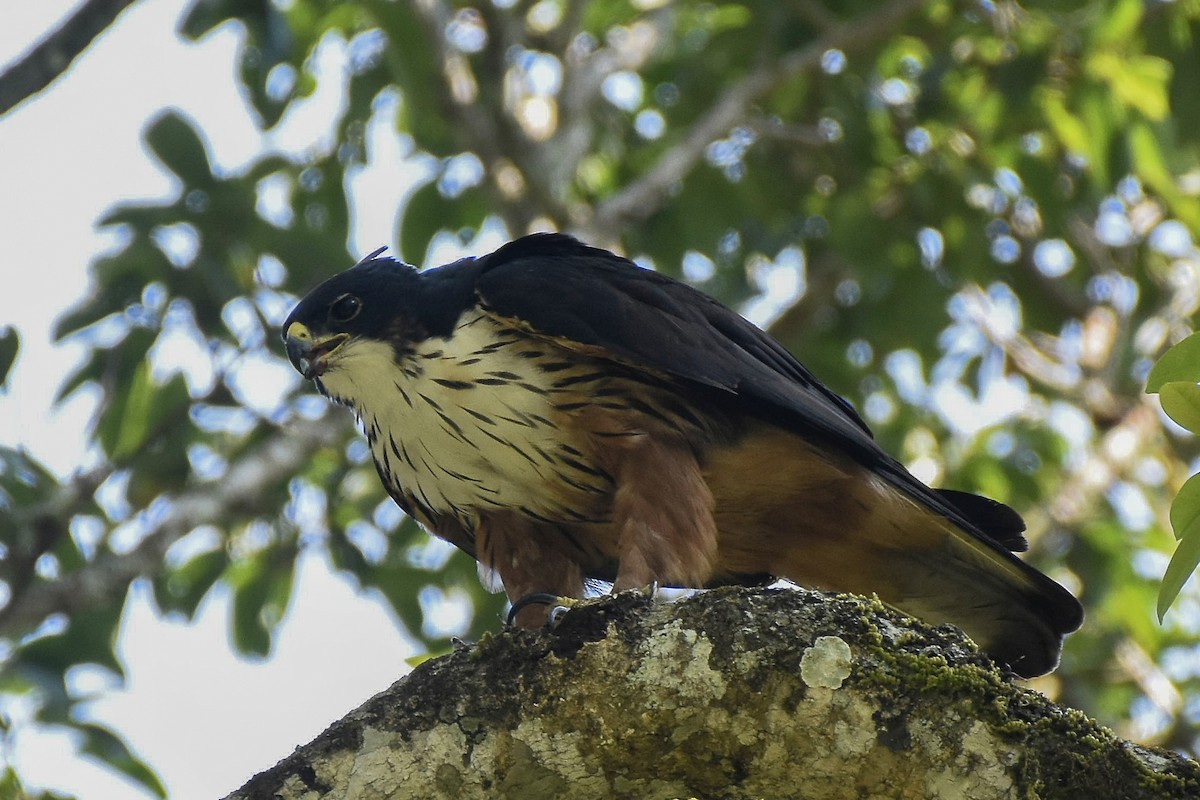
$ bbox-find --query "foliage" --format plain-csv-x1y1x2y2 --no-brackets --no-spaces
1146,333,1200,620
4,0,1200,794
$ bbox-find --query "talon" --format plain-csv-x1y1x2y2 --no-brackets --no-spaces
547,605,571,627
506,592,564,627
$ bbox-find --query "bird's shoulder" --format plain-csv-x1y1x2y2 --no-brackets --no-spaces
472,233,872,435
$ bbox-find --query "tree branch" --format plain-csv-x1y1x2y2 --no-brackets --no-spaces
548,9,670,210
0,0,138,116
0,413,352,638
226,587,1200,799
405,0,559,234
581,0,926,242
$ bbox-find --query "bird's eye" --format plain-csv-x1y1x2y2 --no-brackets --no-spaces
329,294,362,322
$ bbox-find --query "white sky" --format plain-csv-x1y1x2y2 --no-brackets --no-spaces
0,2,427,797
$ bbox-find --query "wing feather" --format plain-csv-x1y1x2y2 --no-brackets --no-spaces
476,234,875,453
472,233,1081,632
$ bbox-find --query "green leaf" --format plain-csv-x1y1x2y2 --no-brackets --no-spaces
1129,120,1200,229
1091,0,1143,47
0,769,24,798
98,361,152,460
0,446,58,509
1124,56,1172,121
1158,381,1200,433
18,605,125,679
78,722,167,799
0,327,17,390
154,549,230,620
98,364,191,461
1160,472,1200,619
1168,473,1200,543
144,111,214,187
179,0,248,40
228,545,296,657
1036,87,1092,164
364,0,454,153
1146,332,1200,392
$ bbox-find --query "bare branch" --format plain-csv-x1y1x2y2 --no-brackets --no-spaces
407,0,560,234
550,11,671,203
749,116,827,147
960,285,1084,394
581,0,926,242
0,413,353,638
0,0,138,116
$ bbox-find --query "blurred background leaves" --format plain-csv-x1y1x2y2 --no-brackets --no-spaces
3,0,1200,795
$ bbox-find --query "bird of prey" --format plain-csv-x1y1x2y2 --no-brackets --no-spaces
283,232,1082,677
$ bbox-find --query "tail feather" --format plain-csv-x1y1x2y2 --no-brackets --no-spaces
867,485,1081,677
884,528,1081,677
705,427,1081,677
770,480,1081,678
934,488,1028,552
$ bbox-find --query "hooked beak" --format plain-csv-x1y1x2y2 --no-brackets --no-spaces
284,321,349,380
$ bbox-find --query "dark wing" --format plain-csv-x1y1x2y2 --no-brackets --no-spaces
477,236,873,446
474,233,1026,554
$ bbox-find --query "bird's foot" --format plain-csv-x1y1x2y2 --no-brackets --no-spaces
507,583,660,629
506,592,577,629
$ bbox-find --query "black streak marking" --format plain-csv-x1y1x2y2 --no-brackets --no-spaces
559,457,614,483
475,426,541,467
463,407,497,426
519,505,559,524
552,371,610,388
560,507,603,523
531,443,557,465
624,396,679,427
433,378,475,391
393,382,415,407
496,405,541,428
409,477,440,518
390,438,417,469
438,464,482,483
555,470,609,495
655,394,709,430
417,392,445,411
432,409,469,442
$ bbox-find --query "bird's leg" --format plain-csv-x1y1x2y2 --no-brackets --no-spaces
476,512,585,629
607,435,718,592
